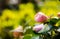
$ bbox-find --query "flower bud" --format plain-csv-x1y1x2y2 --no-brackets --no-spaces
33,24,44,32
35,12,48,22
57,12,60,18
33,24,52,33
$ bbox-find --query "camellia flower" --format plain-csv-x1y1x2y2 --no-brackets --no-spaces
12,26,23,32
57,12,60,18
10,25,23,38
33,24,52,33
33,24,44,32
35,12,48,23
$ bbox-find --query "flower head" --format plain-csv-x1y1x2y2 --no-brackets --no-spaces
33,24,44,32
11,25,23,32
57,12,60,18
35,12,48,23
33,24,52,33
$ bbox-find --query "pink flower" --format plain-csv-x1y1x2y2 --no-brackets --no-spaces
35,12,48,22
33,24,44,32
33,24,52,33
57,12,60,18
